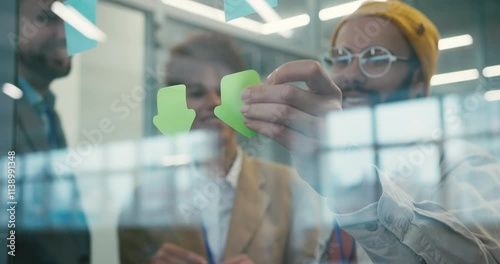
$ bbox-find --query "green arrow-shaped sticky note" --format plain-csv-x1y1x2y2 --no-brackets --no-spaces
153,85,196,135
215,70,260,137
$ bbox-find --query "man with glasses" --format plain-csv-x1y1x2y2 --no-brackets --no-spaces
325,45,419,108
240,1,500,263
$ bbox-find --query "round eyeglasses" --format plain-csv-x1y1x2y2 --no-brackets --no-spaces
323,46,411,78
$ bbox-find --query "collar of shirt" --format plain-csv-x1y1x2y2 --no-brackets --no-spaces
18,76,56,111
188,147,243,189
224,147,243,189
201,147,242,264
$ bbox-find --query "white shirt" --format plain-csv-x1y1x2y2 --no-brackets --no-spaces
198,148,243,264
330,140,500,263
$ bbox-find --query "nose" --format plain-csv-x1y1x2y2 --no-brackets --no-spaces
340,57,366,88
206,89,221,108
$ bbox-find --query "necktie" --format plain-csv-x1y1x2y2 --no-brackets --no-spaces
322,222,357,264
45,108,57,149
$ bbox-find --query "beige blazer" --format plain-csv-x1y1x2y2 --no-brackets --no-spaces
119,153,321,264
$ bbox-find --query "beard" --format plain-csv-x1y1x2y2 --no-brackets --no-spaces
381,70,416,104
19,39,71,80
342,70,416,108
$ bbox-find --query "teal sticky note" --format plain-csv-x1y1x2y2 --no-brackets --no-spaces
64,0,98,56
224,0,278,22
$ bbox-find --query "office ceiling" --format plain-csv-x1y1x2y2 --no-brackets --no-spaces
158,0,500,94
197,0,500,94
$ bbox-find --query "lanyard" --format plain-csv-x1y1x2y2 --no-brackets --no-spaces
334,220,356,264
201,223,216,264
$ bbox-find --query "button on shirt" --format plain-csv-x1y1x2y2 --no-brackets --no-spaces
198,148,243,264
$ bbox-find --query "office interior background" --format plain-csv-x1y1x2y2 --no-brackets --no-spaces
0,0,499,263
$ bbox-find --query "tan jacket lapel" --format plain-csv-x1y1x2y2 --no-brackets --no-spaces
223,154,270,259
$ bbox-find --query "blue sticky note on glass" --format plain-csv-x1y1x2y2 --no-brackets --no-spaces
64,0,98,56
224,0,278,21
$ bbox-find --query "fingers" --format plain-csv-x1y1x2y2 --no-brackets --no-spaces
185,252,207,264
267,59,342,97
241,83,341,117
241,103,319,138
222,254,254,264
152,243,207,264
152,250,184,264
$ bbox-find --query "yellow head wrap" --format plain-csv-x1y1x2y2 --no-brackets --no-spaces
330,1,440,88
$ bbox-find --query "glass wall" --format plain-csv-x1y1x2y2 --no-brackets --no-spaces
1,0,499,263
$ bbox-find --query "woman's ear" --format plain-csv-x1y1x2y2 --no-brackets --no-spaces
409,68,427,99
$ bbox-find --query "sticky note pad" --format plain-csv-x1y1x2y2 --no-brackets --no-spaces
214,70,260,137
153,85,196,135
64,0,98,56
224,0,278,21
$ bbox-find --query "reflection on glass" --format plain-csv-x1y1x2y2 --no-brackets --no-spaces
21,178,50,228
323,107,373,148
442,140,500,225
444,93,500,136
378,144,440,187
320,148,375,196
376,98,441,144
49,178,81,227
106,141,138,171
465,137,500,161
22,152,49,180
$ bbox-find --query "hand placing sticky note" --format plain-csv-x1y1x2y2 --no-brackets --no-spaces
224,0,278,21
153,85,196,135
64,0,98,55
215,70,260,137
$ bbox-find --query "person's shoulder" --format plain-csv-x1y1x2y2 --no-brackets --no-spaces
444,139,497,166
442,139,499,179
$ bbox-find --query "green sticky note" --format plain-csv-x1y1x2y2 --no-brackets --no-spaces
224,0,278,21
215,70,260,137
153,85,196,135
64,0,98,56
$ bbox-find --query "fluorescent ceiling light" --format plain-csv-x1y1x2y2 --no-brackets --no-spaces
431,69,479,86
320,0,387,21
162,0,308,37
483,65,500,78
439,34,473,50
228,17,263,33
162,0,225,21
262,14,310,35
484,89,500,102
2,83,23,100
162,0,262,34
246,0,293,38
51,2,106,42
